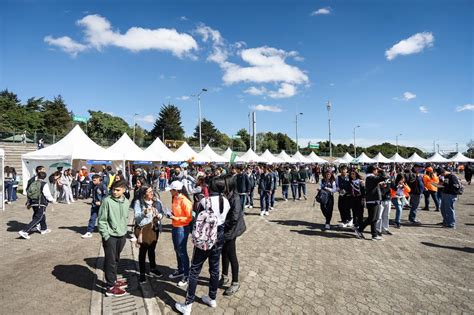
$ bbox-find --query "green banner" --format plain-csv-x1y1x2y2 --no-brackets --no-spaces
73,115,88,123
230,152,237,164
308,143,319,149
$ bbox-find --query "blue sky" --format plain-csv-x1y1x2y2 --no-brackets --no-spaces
1,0,473,152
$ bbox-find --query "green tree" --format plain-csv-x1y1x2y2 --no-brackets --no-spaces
41,95,72,136
275,132,296,153
257,132,278,153
150,104,185,141
192,118,221,146
236,128,251,148
87,110,131,145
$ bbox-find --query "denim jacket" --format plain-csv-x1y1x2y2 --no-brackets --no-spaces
134,198,164,229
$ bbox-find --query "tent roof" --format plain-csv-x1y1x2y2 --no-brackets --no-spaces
198,145,227,163
144,137,176,161
292,151,311,163
107,133,151,161
450,152,474,163
0,148,4,157
172,142,200,162
427,152,450,163
22,125,121,161
389,153,410,163
407,152,428,163
372,152,392,163
260,149,284,164
336,152,354,163
276,150,297,163
353,152,376,164
238,148,265,163
307,152,328,164
221,148,233,161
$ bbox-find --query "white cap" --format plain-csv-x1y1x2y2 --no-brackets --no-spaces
166,180,184,191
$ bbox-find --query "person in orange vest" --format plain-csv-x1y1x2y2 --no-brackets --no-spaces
422,167,440,211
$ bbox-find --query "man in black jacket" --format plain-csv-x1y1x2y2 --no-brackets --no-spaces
235,166,250,209
258,166,273,216
355,165,386,240
245,167,256,209
439,168,462,228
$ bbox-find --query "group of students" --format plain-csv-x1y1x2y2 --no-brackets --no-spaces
315,163,463,241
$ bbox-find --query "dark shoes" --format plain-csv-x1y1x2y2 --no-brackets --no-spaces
150,268,163,278
219,275,229,287
224,282,240,296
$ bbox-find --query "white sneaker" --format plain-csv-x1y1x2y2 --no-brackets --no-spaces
260,212,265,216
18,230,30,239
35,224,41,232
201,295,217,308
324,224,331,230
81,232,93,239
40,229,51,235
175,302,192,315
346,220,353,228
264,211,269,216
177,278,188,287
270,207,274,210
249,205,253,209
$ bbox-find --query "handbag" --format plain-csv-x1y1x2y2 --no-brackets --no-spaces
133,217,159,246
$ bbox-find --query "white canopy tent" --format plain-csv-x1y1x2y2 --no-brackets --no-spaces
21,125,123,192
334,152,354,164
0,148,4,211
450,152,474,163
408,152,428,163
260,149,284,164
108,133,152,162
276,150,298,163
238,148,265,163
292,151,312,164
307,152,328,164
372,152,392,164
198,145,227,163
144,137,176,162
221,148,233,161
389,153,410,163
353,152,376,164
172,142,201,162
427,152,450,163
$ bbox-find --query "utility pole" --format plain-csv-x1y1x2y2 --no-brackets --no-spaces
456,143,459,152
191,88,208,150
296,112,303,152
353,125,360,156
133,113,138,143
326,101,332,157
252,111,257,151
248,112,252,148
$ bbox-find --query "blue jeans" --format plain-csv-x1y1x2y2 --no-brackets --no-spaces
159,179,166,191
290,184,298,200
239,194,247,209
424,190,440,210
260,191,270,212
392,198,403,224
441,193,457,227
247,188,254,206
4,181,13,202
172,225,190,278
282,185,289,199
87,207,99,233
185,226,224,305
409,194,421,222
298,182,306,198
270,189,276,207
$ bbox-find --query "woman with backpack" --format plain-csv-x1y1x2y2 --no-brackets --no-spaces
175,177,231,315
318,171,337,231
219,174,246,296
133,185,165,283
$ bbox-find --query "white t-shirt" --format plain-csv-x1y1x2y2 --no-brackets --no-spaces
199,195,230,226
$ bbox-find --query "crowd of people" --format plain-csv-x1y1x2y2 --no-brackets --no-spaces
10,160,471,314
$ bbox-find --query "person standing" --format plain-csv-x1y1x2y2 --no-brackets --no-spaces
270,166,279,210
245,167,256,209
336,165,352,227
422,167,440,211
82,175,109,239
280,167,290,202
97,180,130,297
297,165,308,200
258,166,273,216
319,171,337,230
376,176,392,236
289,166,300,202
465,162,473,185
390,174,410,229
167,181,193,287
18,172,54,239
439,169,462,228
348,170,365,230
235,166,249,209
4,166,14,204
406,165,425,225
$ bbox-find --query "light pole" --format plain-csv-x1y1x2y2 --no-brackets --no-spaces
133,113,139,143
396,133,402,154
353,125,360,156
326,101,332,158
295,112,303,152
191,88,208,150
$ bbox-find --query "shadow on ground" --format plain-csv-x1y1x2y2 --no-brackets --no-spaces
421,242,474,254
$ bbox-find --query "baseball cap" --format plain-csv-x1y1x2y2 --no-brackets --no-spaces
166,180,184,191
81,166,87,170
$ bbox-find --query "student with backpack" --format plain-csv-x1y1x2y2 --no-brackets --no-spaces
82,175,109,239
175,177,231,315
19,172,54,239
438,168,462,229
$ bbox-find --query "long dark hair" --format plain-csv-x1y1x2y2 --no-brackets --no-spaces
208,176,226,214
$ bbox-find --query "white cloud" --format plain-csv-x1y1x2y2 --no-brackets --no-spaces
385,32,434,61
252,104,283,112
456,104,474,112
45,14,198,58
419,106,428,113
176,95,190,101
403,91,416,101
180,16,188,21
44,35,88,56
244,86,267,96
136,114,155,124
311,7,332,16
268,83,297,99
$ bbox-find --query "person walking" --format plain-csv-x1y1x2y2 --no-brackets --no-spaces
258,166,273,216
376,176,392,236
270,166,279,210
348,170,365,230
297,165,308,200
98,180,130,297
167,181,193,287
406,165,425,225
82,175,109,239
422,167,440,211
245,167,256,208
18,172,54,239
280,167,290,201
289,166,300,202
318,171,337,230
175,177,231,315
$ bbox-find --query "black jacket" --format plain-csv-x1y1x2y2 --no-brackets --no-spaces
236,173,250,194
365,174,386,203
258,172,273,192
281,171,290,185
290,170,300,184
224,192,247,240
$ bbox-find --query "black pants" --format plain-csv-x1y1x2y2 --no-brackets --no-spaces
338,195,352,223
222,238,239,283
320,194,334,224
359,203,379,238
102,235,126,287
24,205,47,233
350,196,364,228
185,227,224,305
139,239,158,276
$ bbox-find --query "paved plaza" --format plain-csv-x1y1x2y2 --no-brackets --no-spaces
1,183,473,314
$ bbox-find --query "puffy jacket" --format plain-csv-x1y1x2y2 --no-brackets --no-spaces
224,192,247,240
290,170,300,184
171,194,193,227
423,174,439,192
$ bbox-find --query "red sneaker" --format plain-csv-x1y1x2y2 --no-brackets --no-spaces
105,286,127,297
115,279,128,288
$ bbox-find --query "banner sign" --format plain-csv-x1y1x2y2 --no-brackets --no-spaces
86,160,112,165
73,115,88,123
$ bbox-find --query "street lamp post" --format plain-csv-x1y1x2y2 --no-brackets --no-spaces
326,101,332,158
296,112,303,152
133,113,139,143
191,88,208,150
353,125,360,156
396,133,402,154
